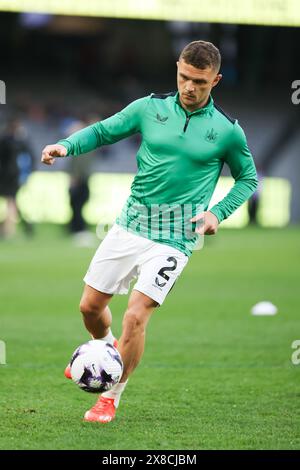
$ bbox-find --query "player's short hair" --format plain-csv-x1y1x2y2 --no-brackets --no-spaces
179,41,221,72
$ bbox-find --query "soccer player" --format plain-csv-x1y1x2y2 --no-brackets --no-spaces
41,41,258,423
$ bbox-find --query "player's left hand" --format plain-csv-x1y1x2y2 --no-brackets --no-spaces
190,211,219,235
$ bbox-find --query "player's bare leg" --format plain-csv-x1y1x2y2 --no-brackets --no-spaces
118,290,158,381
84,290,158,423
65,285,116,379
79,284,113,340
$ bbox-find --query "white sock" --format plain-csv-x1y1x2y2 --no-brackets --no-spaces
93,328,116,346
102,380,128,408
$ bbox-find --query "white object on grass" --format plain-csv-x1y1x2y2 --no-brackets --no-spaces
251,301,278,316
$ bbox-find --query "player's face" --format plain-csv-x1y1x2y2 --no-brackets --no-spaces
177,59,222,112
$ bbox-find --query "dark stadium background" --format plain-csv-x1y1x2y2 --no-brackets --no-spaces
0,9,299,451
0,13,300,214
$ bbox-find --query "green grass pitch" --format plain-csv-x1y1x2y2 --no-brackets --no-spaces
0,225,299,450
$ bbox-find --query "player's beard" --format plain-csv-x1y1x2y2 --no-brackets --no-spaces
182,93,195,101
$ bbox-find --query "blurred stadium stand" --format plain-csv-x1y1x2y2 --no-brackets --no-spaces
1,13,299,224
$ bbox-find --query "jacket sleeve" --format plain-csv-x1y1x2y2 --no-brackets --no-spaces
209,121,258,223
57,96,149,156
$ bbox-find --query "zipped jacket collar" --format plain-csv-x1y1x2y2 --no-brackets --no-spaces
175,92,214,117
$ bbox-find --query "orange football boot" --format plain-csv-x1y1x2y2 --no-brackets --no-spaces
64,364,72,379
84,396,116,423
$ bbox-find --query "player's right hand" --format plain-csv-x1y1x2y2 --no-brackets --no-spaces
41,144,67,165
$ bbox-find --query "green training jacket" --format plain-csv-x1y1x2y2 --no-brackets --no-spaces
58,92,258,256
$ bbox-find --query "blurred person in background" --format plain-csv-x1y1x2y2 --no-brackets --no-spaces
248,166,263,225
0,118,34,238
64,119,93,247
41,40,258,424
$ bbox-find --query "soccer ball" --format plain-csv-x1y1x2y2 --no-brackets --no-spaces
70,340,123,393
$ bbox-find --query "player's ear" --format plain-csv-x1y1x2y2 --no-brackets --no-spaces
212,73,222,88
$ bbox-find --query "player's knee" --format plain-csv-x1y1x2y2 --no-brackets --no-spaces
79,299,99,317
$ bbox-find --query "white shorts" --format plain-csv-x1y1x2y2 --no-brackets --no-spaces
84,224,189,305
